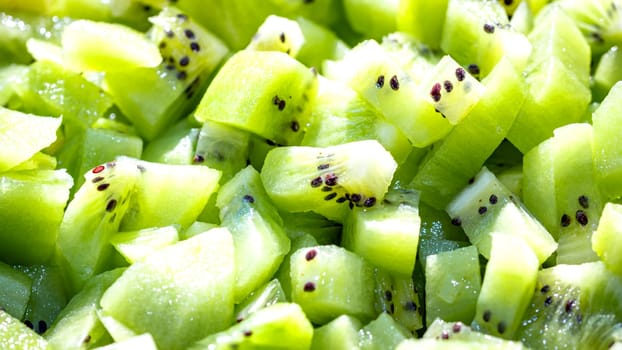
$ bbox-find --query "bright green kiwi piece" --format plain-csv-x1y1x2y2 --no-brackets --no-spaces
109,225,180,264
61,19,161,72
100,228,236,350
473,233,539,339
311,314,362,350
593,46,622,101
0,106,60,172
290,245,376,325
0,169,72,265
245,15,304,57
195,50,318,146
397,0,449,50
425,245,481,326
411,57,526,210
342,187,421,277
592,202,622,275
188,303,313,350
141,118,200,165
275,233,318,299
446,166,557,264
217,165,290,303
234,279,287,324
593,82,622,200
56,159,140,293
261,140,397,222
359,312,410,350
342,0,398,40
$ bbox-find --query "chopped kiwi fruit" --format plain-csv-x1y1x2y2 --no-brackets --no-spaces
100,228,236,350
311,314,362,350
261,140,397,222
0,308,48,349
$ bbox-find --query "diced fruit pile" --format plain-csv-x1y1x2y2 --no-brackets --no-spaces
3,0,622,349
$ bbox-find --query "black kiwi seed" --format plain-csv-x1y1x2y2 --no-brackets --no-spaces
159,42,166,49
165,64,175,70
179,56,190,66
336,197,347,203
540,284,550,294
97,183,110,191
430,82,442,102
279,32,286,43
190,42,200,52
560,214,571,227
273,95,281,105
324,192,337,201
451,217,462,226
305,249,317,261
83,335,92,344
184,29,195,39
376,75,385,88
193,154,205,163
176,71,187,80
363,197,376,207
243,330,252,337
165,30,174,38
290,120,299,132
278,100,286,111
350,194,362,203
483,23,495,33
455,67,466,81
443,80,453,93
390,303,395,314
106,199,117,212
92,165,105,174
483,310,491,322
441,330,450,339
92,176,104,183
467,64,480,76
303,0,314,3
478,206,487,215
504,0,513,5
243,194,255,203
324,174,338,186
452,322,462,333
321,186,332,192
385,290,393,302
575,210,588,226
404,301,417,311
390,75,400,90
489,194,498,204
317,163,329,170
303,282,316,292
349,202,354,209
38,320,47,334
468,177,475,184
544,296,553,306
497,321,506,334
578,195,589,209
310,177,323,187
24,320,34,329
176,13,187,21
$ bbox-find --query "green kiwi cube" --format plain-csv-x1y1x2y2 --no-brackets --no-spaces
276,233,318,298
100,228,236,350
446,166,557,263
246,15,304,57
593,82,622,199
109,225,180,264
56,159,141,292
0,261,32,320
188,303,313,350
290,245,376,325
0,169,72,265
295,17,350,70
310,314,362,350
45,268,124,350
342,0,398,40
141,118,200,165
60,19,161,72
91,333,158,350
217,166,290,303
473,233,539,339
119,157,221,231
0,309,48,350
261,140,397,222
441,0,531,77
522,135,557,235
302,76,412,165
411,58,526,210
424,245,481,326
359,312,410,350
195,50,317,146
342,188,421,277
373,269,423,333
324,39,454,147
592,202,622,275
0,107,61,172
397,0,449,50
